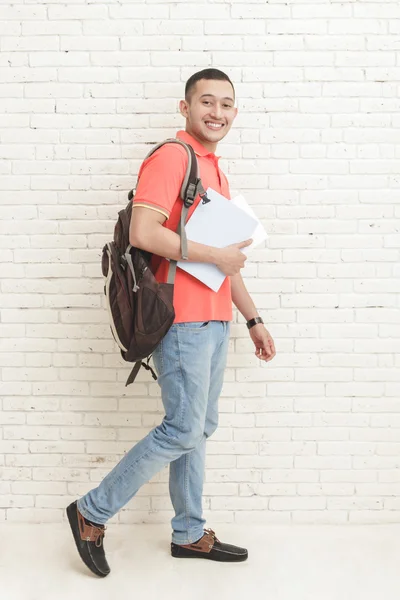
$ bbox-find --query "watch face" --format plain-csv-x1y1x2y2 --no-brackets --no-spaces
247,317,262,329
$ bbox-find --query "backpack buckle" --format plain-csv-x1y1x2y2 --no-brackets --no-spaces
201,191,211,205
184,178,202,208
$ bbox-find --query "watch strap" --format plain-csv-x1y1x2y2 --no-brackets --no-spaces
246,317,264,330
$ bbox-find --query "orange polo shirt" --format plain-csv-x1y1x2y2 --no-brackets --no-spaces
132,130,233,323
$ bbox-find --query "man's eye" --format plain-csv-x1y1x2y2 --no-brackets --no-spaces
203,101,210,105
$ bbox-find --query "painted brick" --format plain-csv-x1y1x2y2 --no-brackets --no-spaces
0,1,398,527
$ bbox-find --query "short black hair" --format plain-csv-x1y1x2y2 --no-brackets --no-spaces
185,68,235,103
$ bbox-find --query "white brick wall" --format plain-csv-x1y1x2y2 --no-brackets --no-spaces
0,0,399,525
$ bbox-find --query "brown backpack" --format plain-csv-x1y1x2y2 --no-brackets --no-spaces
101,139,208,386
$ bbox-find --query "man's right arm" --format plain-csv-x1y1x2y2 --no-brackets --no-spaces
129,207,252,277
129,207,217,264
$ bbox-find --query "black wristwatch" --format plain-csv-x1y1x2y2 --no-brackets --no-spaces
246,317,264,330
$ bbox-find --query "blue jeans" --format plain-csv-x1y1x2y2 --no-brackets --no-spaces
77,320,230,544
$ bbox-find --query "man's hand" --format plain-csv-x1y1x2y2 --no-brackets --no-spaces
249,324,276,362
214,239,253,276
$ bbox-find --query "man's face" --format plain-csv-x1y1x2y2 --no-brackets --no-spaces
179,79,238,151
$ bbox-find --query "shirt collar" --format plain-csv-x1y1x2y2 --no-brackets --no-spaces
176,130,221,160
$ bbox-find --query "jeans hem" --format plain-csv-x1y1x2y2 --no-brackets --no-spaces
171,529,205,545
76,499,108,526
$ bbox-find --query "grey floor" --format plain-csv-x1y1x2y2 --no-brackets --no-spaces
1,522,399,600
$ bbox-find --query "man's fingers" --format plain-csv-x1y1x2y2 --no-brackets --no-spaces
255,338,276,361
255,348,271,361
265,345,273,358
256,348,265,360
237,239,253,249
256,344,271,360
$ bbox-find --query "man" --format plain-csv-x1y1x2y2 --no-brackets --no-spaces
67,68,276,577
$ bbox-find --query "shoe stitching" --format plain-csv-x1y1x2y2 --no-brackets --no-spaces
212,547,247,556
86,541,109,575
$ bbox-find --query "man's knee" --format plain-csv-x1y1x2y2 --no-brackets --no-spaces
176,428,204,451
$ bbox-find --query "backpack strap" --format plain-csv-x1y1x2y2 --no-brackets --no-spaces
125,360,142,387
125,357,157,387
166,203,188,285
143,138,206,210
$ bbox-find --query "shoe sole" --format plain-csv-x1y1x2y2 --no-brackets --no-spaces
171,547,248,562
66,503,109,578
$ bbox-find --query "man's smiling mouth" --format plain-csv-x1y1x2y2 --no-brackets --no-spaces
205,122,224,130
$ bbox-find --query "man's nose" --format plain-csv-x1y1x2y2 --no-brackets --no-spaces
210,104,223,119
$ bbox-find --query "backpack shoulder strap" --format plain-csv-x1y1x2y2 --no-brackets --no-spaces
143,138,206,208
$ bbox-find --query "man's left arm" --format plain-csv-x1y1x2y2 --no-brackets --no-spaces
230,272,276,362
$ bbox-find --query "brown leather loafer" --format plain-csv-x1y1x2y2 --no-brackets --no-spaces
66,501,110,577
171,528,248,562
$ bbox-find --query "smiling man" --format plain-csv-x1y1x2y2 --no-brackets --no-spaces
183,72,235,144
67,68,276,577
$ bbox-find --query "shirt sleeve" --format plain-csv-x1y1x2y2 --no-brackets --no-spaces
132,143,188,219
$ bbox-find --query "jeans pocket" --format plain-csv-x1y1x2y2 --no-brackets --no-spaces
175,321,210,330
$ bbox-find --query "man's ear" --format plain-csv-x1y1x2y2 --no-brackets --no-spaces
179,99,189,118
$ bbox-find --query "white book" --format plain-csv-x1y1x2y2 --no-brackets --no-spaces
177,188,267,292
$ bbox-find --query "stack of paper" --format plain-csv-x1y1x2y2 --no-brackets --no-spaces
231,194,268,252
177,188,268,292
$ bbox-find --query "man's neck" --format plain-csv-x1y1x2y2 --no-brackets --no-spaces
185,128,217,154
